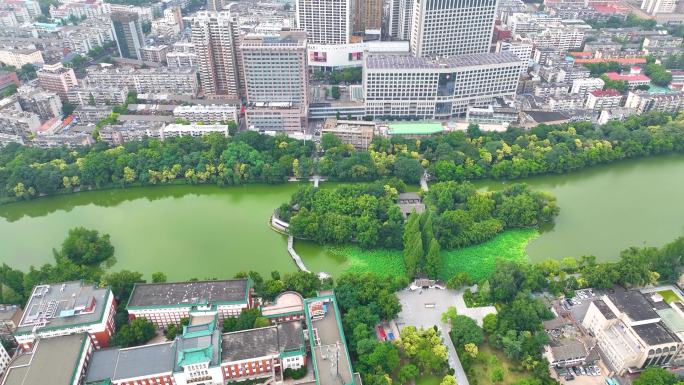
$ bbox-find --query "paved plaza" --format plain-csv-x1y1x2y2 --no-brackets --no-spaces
395,287,497,385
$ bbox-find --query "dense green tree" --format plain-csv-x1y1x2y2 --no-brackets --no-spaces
424,238,441,279
111,317,156,347
60,227,114,266
164,317,189,340
151,272,167,283
448,315,484,348
633,367,678,385
103,270,145,303
393,156,423,184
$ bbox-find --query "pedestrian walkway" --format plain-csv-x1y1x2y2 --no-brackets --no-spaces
287,235,310,273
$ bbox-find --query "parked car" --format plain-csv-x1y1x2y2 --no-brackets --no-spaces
565,374,575,381
580,366,586,376
573,367,581,376
594,366,602,376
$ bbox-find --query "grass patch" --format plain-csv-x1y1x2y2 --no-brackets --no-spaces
415,375,442,385
330,246,406,277
469,345,533,385
658,289,681,304
439,229,538,282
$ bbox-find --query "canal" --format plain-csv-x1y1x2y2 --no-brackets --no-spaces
1,155,683,279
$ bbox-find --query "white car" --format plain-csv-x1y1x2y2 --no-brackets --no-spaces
594,366,601,376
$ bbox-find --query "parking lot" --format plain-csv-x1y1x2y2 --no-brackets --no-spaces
554,359,612,385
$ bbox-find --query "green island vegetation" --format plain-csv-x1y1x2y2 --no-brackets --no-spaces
281,180,557,280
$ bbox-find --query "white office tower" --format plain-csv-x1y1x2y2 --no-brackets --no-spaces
240,31,309,132
388,0,414,40
191,11,242,99
295,0,350,44
363,53,522,118
410,0,498,57
641,0,678,14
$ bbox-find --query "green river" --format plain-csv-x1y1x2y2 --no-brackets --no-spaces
1,155,683,280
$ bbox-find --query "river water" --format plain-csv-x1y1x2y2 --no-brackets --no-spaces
1,155,683,279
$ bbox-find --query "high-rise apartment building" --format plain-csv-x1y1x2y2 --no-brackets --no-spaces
387,0,413,40
352,0,383,35
410,0,498,57
363,53,522,118
241,31,308,132
207,0,222,11
110,11,145,60
36,62,77,100
641,0,678,14
191,11,242,99
296,0,350,44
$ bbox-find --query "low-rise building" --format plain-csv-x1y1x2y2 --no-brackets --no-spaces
66,86,127,107
13,281,116,351
17,86,62,121
172,104,237,124
0,342,10,377
604,72,651,90
161,123,229,139
0,48,43,68
140,45,169,64
73,106,113,123
36,63,77,100
245,102,305,133
85,67,199,96
582,290,682,375
547,94,587,111
0,305,22,338
571,77,605,97
625,91,684,114
126,279,252,328
0,110,41,134
321,119,375,150
261,291,305,324
586,89,623,110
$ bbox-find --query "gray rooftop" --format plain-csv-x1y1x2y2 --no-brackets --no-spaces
221,327,279,362
3,333,87,385
366,52,521,70
305,296,354,385
550,340,588,361
607,291,660,322
593,300,616,320
221,322,304,362
85,342,175,383
127,279,249,308
633,322,680,346
15,281,110,335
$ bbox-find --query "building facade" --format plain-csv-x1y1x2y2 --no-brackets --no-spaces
36,63,78,100
321,118,375,149
173,104,238,123
191,11,242,99
351,0,383,35
0,48,43,68
409,0,497,58
296,0,350,44
110,10,145,60
240,31,308,133
85,67,199,96
586,89,623,109
625,91,683,114
363,53,523,118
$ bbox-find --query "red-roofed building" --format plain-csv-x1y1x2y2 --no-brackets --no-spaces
569,52,593,59
604,72,651,89
586,89,623,109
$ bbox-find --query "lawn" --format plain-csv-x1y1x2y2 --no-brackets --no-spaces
468,345,532,385
415,375,442,385
439,229,538,282
658,289,681,304
333,229,538,281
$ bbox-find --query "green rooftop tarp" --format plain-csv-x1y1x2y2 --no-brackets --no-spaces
387,122,443,135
